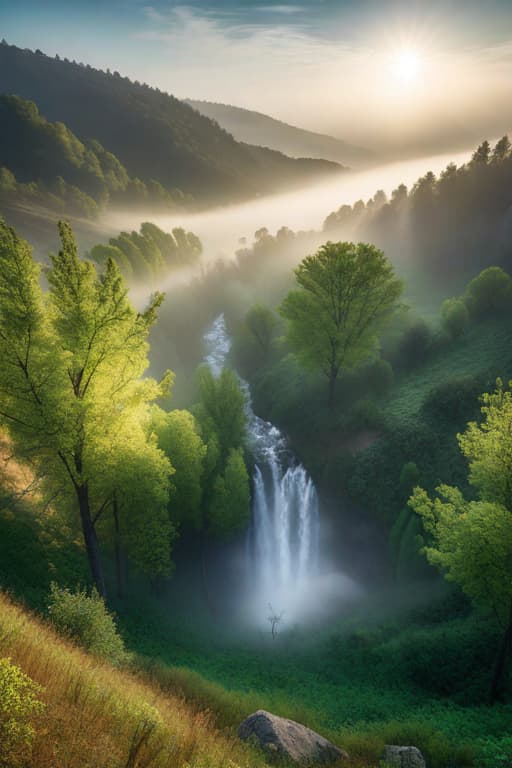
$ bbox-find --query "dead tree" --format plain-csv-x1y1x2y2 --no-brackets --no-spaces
268,603,284,640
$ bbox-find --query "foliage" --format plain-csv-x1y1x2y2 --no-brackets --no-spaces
91,223,202,281
0,219,173,594
152,407,206,530
280,241,403,404
0,43,337,204
422,375,482,424
410,380,512,698
0,656,44,768
233,304,280,377
464,267,512,318
0,95,187,216
0,591,264,768
195,368,250,539
208,448,250,538
48,583,128,665
440,298,469,339
196,368,246,463
324,137,512,287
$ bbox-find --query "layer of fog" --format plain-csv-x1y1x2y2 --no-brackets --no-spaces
106,147,472,302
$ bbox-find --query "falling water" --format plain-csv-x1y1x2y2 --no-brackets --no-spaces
204,314,320,620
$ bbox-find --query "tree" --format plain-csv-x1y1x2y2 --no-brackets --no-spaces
0,219,172,596
244,304,278,360
152,407,206,531
208,448,250,538
280,242,403,406
409,380,512,702
196,367,246,462
194,367,250,613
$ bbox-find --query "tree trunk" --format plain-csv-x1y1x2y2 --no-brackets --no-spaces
490,603,512,703
77,482,106,599
328,368,338,408
113,492,123,599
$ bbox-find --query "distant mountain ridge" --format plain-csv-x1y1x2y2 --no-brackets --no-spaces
0,42,342,206
186,100,373,168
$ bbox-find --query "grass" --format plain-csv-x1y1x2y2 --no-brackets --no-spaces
0,591,271,768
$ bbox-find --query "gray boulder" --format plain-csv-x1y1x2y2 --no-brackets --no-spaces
383,745,426,768
238,709,348,764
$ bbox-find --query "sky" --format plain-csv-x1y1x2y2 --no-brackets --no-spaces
2,0,512,155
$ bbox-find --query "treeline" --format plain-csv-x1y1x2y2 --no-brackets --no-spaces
89,222,202,281
325,136,512,284
0,42,339,204
0,219,249,599
0,95,188,218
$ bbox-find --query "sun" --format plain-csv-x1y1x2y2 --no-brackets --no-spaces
391,48,424,84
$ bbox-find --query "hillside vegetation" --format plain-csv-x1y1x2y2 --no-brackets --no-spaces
0,592,269,768
0,42,341,206
186,100,371,167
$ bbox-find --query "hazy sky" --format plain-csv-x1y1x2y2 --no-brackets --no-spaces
2,0,512,154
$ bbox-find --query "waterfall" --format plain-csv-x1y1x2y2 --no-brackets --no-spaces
203,314,320,619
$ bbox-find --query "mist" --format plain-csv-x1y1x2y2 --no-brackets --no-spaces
107,147,473,301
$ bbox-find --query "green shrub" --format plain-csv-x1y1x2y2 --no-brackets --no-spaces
422,375,482,424
0,656,44,768
395,320,433,370
441,298,469,339
464,267,512,318
48,583,128,665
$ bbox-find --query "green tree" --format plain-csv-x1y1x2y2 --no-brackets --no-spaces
194,367,250,612
0,219,172,596
409,380,512,701
152,407,206,531
196,368,246,462
280,241,403,406
208,448,250,538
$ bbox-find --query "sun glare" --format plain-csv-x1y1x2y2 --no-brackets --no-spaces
391,48,424,84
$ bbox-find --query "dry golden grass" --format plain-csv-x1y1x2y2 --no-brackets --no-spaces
0,592,268,768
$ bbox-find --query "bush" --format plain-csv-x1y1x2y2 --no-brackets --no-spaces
396,320,433,370
464,267,512,318
441,298,469,339
422,375,482,424
0,656,44,768
48,583,128,665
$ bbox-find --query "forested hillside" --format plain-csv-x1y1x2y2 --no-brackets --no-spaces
187,100,372,167
323,138,512,287
0,95,185,217
0,42,341,204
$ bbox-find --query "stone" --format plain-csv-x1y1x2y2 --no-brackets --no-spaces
383,745,426,768
238,709,348,764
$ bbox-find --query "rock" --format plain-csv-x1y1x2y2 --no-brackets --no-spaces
238,709,348,764
383,745,426,768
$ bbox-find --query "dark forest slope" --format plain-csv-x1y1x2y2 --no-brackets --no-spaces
0,43,341,204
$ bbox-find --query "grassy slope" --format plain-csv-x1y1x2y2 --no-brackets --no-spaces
0,592,270,768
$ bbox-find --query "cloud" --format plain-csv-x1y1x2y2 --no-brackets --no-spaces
133,4,512,153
